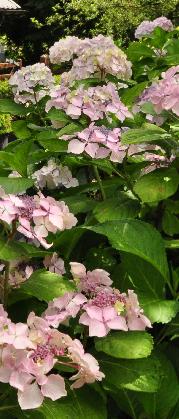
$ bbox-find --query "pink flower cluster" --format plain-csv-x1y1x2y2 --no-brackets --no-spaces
139,65,179,116
135,16,173,39
9,63,54,105
44,262,152,337
0,190,77,249
32,159,79,190
63,123,128,162
50,35,132,82
46,82,132,122
0,306,104,410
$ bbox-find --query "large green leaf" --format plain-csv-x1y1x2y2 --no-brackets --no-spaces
38,138,68,152
46,107,71,123
100,354,161,392
87,220,169,280
95,331,153,359
137,352,179,419
0,177,34,194
127,42,153,61
93,194,140,222
162,210,179,236
121,124,169,145
64,195,95,214
0,99,28,116
11,120,31,139
134,168,179,203
120,254,177,323
21,270,75,302
121,254,164,298
0,239,28,261
121,81,148,106
21,387,107,419
140,297,179,324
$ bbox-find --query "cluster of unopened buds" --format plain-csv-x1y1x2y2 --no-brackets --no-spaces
0,306,104,409
0,189,77,248
44,262,152,337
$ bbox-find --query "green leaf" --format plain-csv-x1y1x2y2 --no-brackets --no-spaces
134,168,179,203
22,387,107,419
36,130,59,141
0,239,28,261
127,42,153,61
86,220,169,280
46,107,71,123
100,354,161,392
93,194,140,222
11,120,31,139
121,81,148,106
38,138,68,152
162,210,179,236
121,254,164,298
21,270,75,302
0,177,34,194
95,331,153,359
64,195,95,214
140,298,179,324
58,123,82,137
121,124,169,145
137,352,179,419
0,99,28,115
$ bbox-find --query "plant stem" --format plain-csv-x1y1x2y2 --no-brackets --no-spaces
3,262,10,308
122,390,137,419
93,166,106,200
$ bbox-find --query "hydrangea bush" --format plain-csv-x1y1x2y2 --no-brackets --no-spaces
0,17,179,418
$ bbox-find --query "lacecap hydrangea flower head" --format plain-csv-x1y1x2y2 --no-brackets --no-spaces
43,262,152,337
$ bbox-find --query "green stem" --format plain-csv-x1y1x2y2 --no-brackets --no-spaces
0,405,18,411
122,390,137,419
93,166,106,200
3,261,10,308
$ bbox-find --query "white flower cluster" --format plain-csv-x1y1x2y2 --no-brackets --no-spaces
31,159,79,190
49,35,132,83
9,63,54,105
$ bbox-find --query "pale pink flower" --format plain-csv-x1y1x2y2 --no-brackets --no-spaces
80,304,127,337
125,290,152,330
9,63,54,105
139,65,179,116
47,83,132,122
33,193,77,237
68,339,105,388
44,292,87,327
32,160,78,190
65,123,128,162
43,253,66,275
49,36,82,64
135,16,173,39
18,374,67,410
70,262,112,293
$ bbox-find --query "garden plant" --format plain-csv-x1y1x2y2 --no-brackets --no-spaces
0,15,179,419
